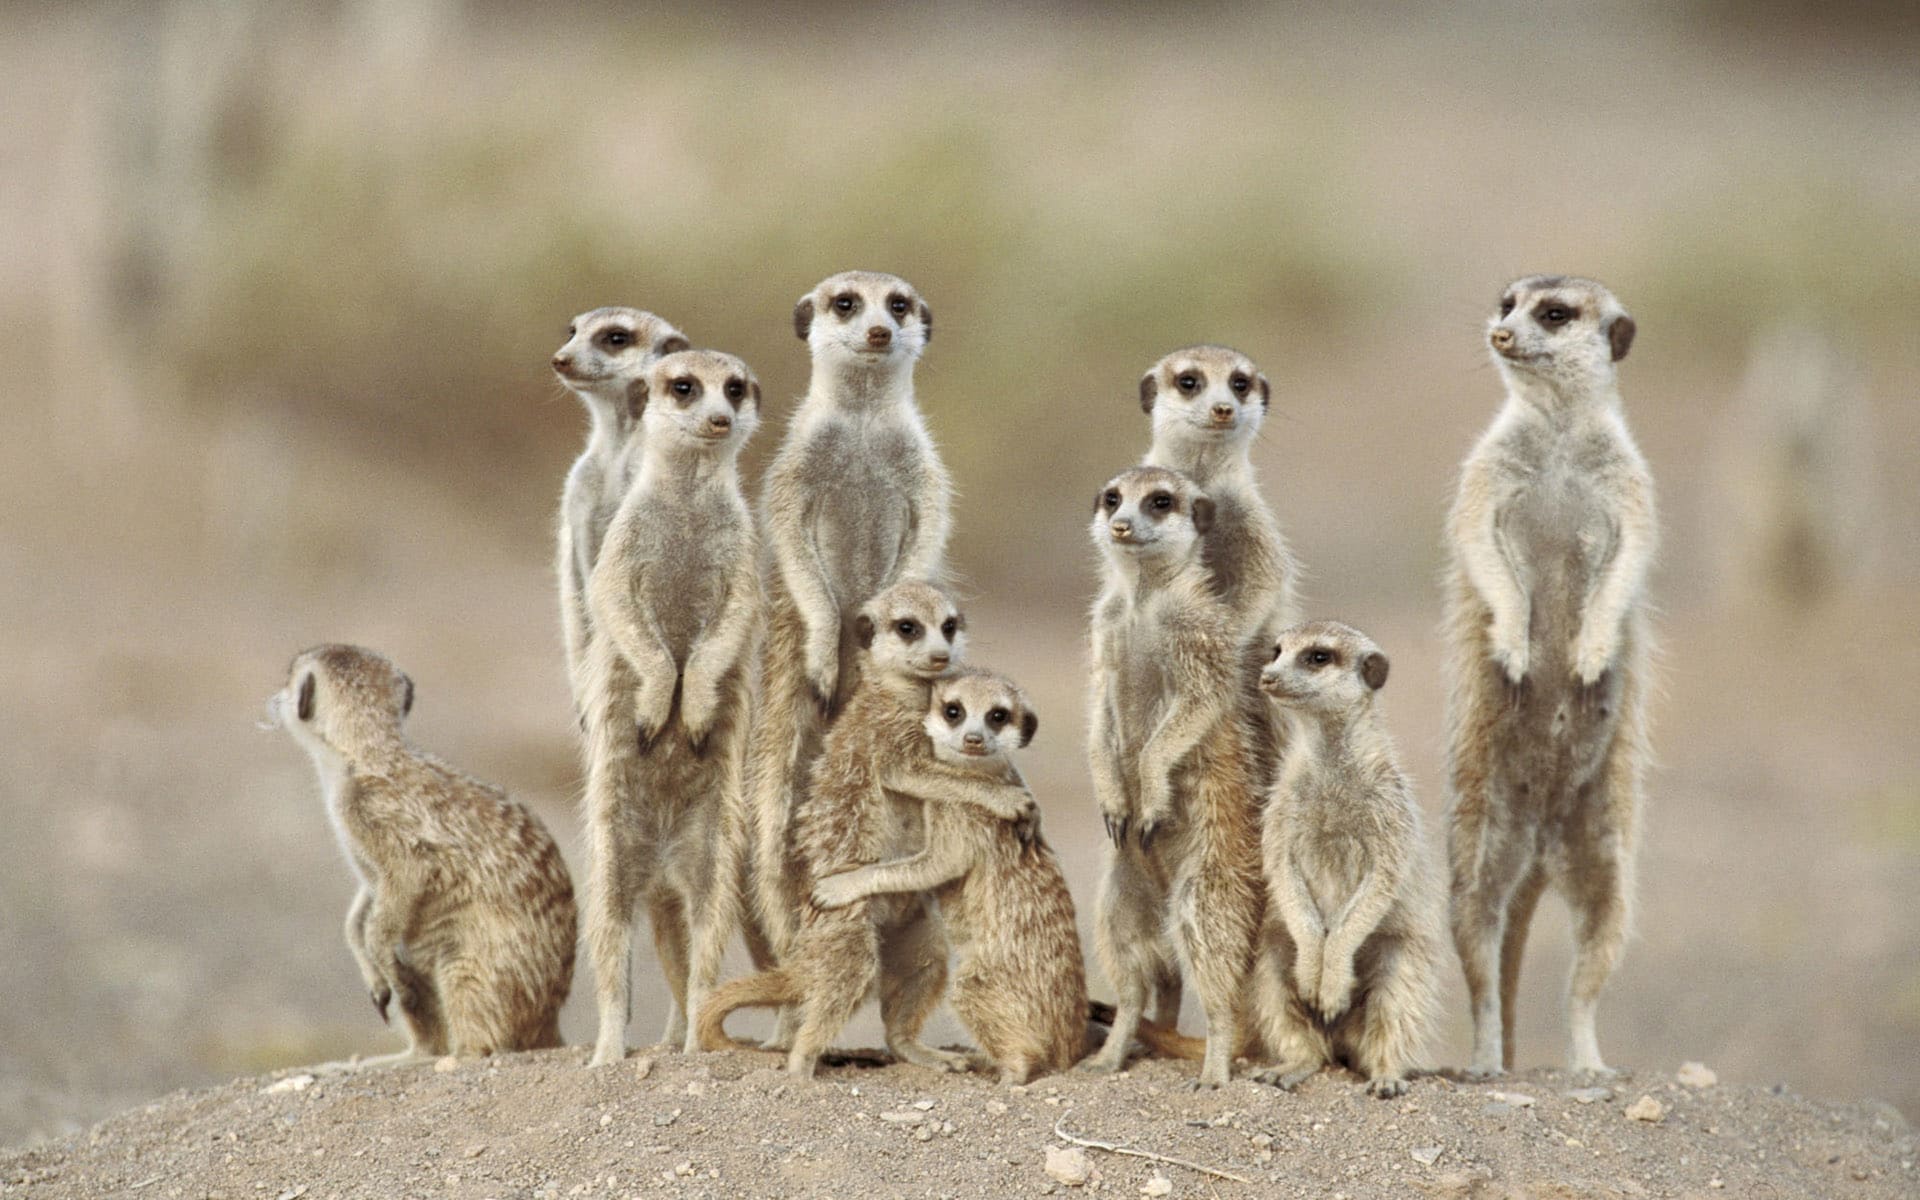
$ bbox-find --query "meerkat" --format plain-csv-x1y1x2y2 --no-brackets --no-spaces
265,644,575,1062
1444,274,1657,1079
580,349,763,1066
745,270,951,974
811,669,1088,1084
552,308,691,717
1079,466,1264,1089
697,582,1038,1077
1250,621,1442,1098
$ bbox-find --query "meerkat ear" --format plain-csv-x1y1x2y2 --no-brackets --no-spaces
918,301,933,341
793,297,814,341
1019,709,1039,748
749,379,762,409
400,673,415,717
1360,651,1390,691
297,672,316,722
624,376,649,423
658,333,691,356
1257,373,1271,409
854,613,875,649
1607,314,1636,363
1191,496,1216,535
1138,372,1158,414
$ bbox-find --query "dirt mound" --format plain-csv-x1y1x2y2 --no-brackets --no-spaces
3,1050,1911,1199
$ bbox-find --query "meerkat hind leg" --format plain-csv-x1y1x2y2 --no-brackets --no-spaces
584,816,645,1066
879,912,967,1072
1499,868,1548,1071
1564,845,1630,1078
648,892,692,1049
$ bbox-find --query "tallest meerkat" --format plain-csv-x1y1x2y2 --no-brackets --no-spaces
1444,275,1656,1078
747,271,953,964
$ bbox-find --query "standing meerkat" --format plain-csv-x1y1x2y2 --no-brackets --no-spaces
1444,274,1656,1078
745,270,950,969
1079,466,1264,1089
1140,344,1302,789
697,582,1037,1077
581,349,763,1066
811,669,1087,1084
265,645,575,1062
552,308,691,717
1255,621,1441,1098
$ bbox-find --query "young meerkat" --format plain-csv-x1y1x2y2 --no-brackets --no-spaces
811,669,1088,1084
581,349,763,1066
1140,344,1303,792
265,645,576,1062
1079,466,1264,1089
745,270,951,971
1254,621,1442,1098
551,308,691,718
697,582,1038,1078
1445,274,1657,1078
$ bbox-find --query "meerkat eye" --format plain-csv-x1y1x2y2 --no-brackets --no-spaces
1103,490,1121,511
987,707,1009,727
1229,373,1250,395
1272,643,1285,660
1498,297,1515,317
1543,306,1570,325
887,294,910,317
567,325,577,337
1305,648,1332,667
603,329,632,348
671,378,694,398
724,379,745,402
943,702,964,724
896,619,921,639
1149,492,1173,511
940,617,957,639
832,294,858,315
1176,373,1200,393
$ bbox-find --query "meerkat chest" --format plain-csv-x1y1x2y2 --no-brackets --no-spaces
1505,438,1620,598
1288,787,1379,912
628,489,746,658
804,418,930,603
1102,618,1175,755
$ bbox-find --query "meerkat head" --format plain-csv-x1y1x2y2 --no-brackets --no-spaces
1260,620,1390,714
266,643,414,760
631,349,762,454
1092,466,1214,566
853,580,966,683
924,669,1038,768
551,307,690,409
792,270,932,373
1486,276,1635,396
1139,344,1270,446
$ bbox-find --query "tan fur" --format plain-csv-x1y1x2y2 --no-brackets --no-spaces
812,671,1086,1083
580,350,763,1065
1444,275,1657,1077
699,583,1034,1076
551,308,691,723
744,271,950,997
267,645,575,1062
1140,344,1302,792
1246,621,1442,1098
1080,466,1264,1088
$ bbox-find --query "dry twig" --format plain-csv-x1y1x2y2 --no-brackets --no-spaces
1052,1111,1253,1185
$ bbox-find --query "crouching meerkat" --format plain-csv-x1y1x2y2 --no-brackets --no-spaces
1445,275,1656,1078
1254,622,1441,1098
1139,345,1301,780
745,271,951,972
551,308,691,717
266,645,576,1062
812,669,1088,1084
1080,466,1264,1089
581,349,763,1066
697,582,1038,1077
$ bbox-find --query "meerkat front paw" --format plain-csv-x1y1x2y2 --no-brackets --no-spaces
1366,1075,1409,1099
679,677,720,755
1135,782,1175,851
634,680,676,753
804,635,839,717
810,872,863,910
1490,623,1530,685
370,983,393,1024
1314,963,1356,1023
1290,946,1324,1004
1570,628,1615,687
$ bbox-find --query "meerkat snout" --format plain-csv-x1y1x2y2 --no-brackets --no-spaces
1489,327,1517,354
552,351,576,375
866,325,892,349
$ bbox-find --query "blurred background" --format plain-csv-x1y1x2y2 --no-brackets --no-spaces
3,0,1917,1145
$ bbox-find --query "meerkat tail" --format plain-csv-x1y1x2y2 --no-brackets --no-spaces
694,968,800,1053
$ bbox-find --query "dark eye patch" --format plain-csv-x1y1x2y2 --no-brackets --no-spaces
1532,298,1579,328
599,327,633,348
886,293,911,316
1229,372,1250,395
987,707,1009,727
723,378,745,403
297,672,316,721
895,619,922,642
940,617,957,639
1302,646,1338,668
832,293,861,316
1102,490,1121,511
1176,371,1203,393
1498,295,1515,317
1147,491,1174,512
942,701,964,724
670,376,700,401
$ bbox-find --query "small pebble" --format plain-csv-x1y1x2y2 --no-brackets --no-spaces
880,1111,927,1126
463,1144,486,1159
986,1101,1009,1116
1140,1174,1173,1197
1487,1091,1535,1108
1677,1061,1718,1089
914,1125,934,1142
262,1076,314,1095
433,1056,459,1073
1566,1087,1613,1105
1045,1145,1094,1187
1625,1095,1667,1123
1410,1146,1443,1166
632,1056,654,1082
914,1099,937,1110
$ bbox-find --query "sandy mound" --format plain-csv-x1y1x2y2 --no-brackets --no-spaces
3,1050,1911,1199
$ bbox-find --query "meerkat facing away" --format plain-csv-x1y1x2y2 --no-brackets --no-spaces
811,669,1087,1084
1140,344,1302,792
745,271,951,978
1252,621,1441,1098
1445,275,1656,1078
265,645,576,1062
1079,466,1264,1089
697,582,1038,1077
581,349,763,1066
552,308,691,718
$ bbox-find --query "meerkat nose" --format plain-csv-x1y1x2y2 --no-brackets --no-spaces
1210,402,1235,421
929,650,951,667
1489,328,1515,351
1109,519,1132,538
865,326,892,348
963,731,985,747
708,413,732,432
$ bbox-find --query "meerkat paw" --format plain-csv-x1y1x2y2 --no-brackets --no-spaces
1253,1064,1319,1091
1489,618,1530,684
1365,1075,1410,1099
370,983,393,1024
1100,810,1130,847
892,1042,969,1073
1313,968,1356,1024
1075,1046,1129,1074
1461,1061,1506,1081
810,872,864,910
588,1033,628,1068
1135,806,1175,853
1570,1062,1619,1083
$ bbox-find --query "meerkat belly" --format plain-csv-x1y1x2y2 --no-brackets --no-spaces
637,502,739,661
1201,493,1254,614
1299,824,1373,920
807,426,920,611
1109,635,1175,790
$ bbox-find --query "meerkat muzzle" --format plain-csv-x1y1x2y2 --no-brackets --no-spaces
1489,328,1517,354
